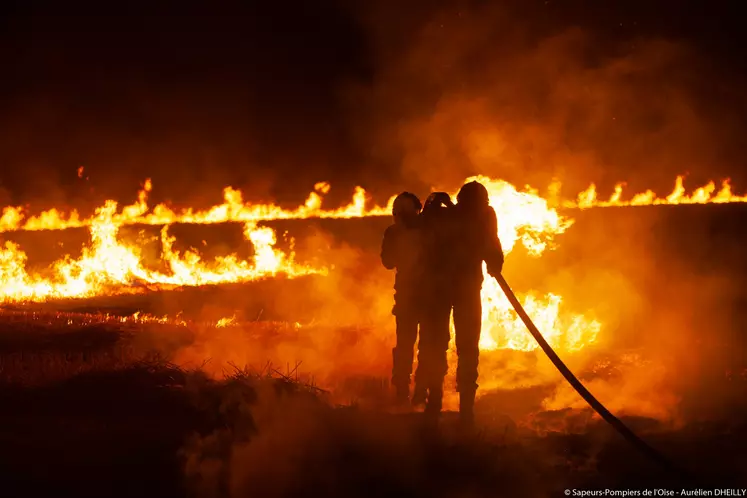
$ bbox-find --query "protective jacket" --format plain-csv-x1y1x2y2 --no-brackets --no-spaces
380,219,424,314
451,204,504,285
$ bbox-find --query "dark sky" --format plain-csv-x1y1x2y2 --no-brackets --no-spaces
1,0,746,211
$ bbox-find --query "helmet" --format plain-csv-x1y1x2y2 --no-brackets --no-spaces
456,181,489,209
392,192,422,217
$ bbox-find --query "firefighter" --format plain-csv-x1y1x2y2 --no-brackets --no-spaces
415,191,458,418
451,181,504,427
380,192,425,405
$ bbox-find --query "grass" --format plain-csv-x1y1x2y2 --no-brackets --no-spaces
1,311,746,497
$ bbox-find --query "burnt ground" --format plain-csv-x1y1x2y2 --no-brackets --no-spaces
2,205,747,496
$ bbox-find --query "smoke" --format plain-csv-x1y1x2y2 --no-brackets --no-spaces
181,380,547,498
5,0,743,432
3,3,747,212
156,203,746,426
518,204,745,425
345,1,747,196
294,228,394,326
169,227,397,391
338,0,747,423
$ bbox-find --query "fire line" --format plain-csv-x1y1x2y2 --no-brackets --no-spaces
0,174,743,355
0,175,744,234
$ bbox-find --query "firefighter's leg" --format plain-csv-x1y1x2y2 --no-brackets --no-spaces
419,302,452,416
392,311,419,403
453,285,483,425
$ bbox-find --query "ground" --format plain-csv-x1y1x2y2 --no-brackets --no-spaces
2,207,747,497
1,309,745,498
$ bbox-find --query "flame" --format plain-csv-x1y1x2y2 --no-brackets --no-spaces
216,315,237,328
0,174,745,234
441,176,600,353
566,175,747,209
0,307,294,331
0,179,394,233
2,173,743,354
0,201,324,303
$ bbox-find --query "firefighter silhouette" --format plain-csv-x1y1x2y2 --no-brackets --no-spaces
380,192,424,404
416,182,504,427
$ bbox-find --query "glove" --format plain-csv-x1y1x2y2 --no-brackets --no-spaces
424,192,454,211
487,259,503,278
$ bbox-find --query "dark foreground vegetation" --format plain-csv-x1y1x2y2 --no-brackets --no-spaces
0,317,746,498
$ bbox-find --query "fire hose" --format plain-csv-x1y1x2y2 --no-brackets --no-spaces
494,273,693,482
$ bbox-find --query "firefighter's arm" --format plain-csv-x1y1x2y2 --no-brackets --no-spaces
484,207,505,277
380,225,399,270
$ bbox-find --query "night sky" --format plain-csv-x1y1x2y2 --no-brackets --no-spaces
1,0,745,212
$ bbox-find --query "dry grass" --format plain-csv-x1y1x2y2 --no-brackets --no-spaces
0,312,746,497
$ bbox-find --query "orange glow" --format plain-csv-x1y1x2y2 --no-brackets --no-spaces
1,174,743,355
1,174,742,234
567,175,747,209
0,200,323,303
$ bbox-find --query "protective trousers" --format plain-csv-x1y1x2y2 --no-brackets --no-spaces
453,283,482,416
416,295,452,413
391,311,419,400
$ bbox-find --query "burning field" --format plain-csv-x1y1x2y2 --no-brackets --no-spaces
3,173,747,496
6,0,747,495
